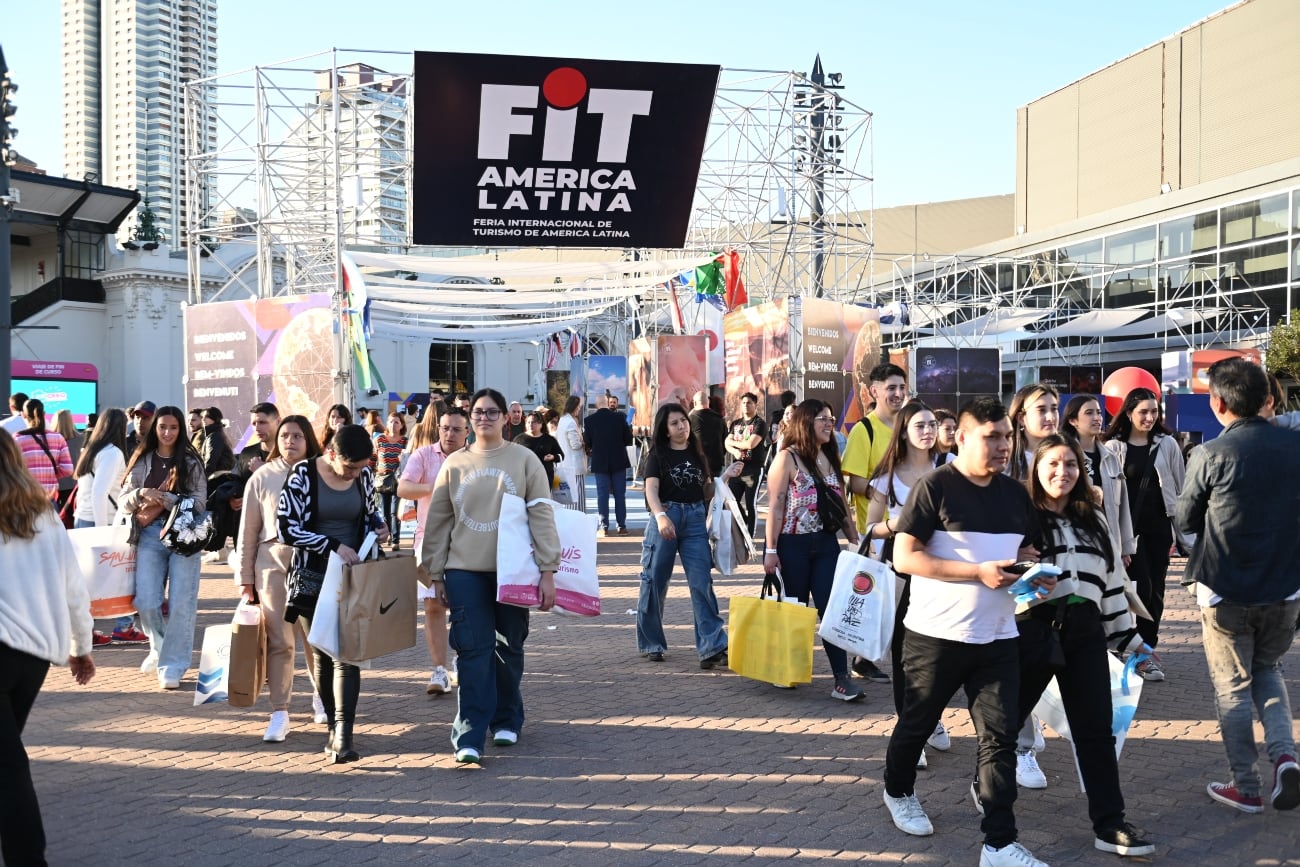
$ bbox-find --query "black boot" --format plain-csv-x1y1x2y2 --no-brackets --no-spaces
329,662,361,764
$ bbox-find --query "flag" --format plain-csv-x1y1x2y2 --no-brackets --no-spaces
340,253,374,391
695,260,722,300
718,248,748,310
666,279,686,334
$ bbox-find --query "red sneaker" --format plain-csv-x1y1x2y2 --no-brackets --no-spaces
92,631,113,648
112,627,150,645
1207,781,1263,814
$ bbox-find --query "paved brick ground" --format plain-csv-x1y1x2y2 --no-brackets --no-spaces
27,516,1300,866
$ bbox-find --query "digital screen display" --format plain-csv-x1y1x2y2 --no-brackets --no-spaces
12,378,99,427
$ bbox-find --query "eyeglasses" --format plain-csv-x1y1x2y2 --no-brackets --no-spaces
814,416,836,424
470,408,502,420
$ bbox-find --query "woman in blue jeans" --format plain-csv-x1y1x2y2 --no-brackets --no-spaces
117,405,207,690
420,388,560,765
636,403,739,668
762,399,862,700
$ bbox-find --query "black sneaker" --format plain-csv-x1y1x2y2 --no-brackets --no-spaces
699,650,727,670
852,657,891,683
644,651,664,662
1094,822,1155,857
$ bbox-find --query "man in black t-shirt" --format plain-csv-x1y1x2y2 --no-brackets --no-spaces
724,392,768,535
881,396,1053,867
689,390,727,477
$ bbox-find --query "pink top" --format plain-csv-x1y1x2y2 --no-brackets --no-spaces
16,430,73,499
781,463,846,535
400,442,449,544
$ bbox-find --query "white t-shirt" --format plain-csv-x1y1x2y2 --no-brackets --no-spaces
893,464,1036,645
868,474,911,559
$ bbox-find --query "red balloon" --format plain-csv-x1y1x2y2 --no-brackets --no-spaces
1101,367,1161,417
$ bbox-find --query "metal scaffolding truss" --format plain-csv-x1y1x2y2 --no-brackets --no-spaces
870,252,1271,366
184,48,413,305
686,61,874,302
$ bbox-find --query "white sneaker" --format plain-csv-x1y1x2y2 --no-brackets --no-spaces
140,652,158,674
427,666,451,695
1016,751,1047,789
454,747,481,764
263,710,290,743
883,791,934,836
980,841,1047,867
493,729,518,747
915,748,928,769
311,692,329,725
158,672,180,690
927,721,951,751
202,550,223,563
1031,715,1046,753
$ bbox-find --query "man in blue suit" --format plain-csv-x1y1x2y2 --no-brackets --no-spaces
584,393,633,537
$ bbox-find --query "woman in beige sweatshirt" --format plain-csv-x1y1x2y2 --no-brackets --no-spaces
420,388,560,765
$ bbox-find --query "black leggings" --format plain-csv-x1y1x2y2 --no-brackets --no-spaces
1128,518,1172,648
0,643,51,867
381,491,399,543
311,649,360,726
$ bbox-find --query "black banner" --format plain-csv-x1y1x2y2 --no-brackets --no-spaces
412,52,718,248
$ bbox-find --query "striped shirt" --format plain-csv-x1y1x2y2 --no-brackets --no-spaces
373,434,406,477
16,430,74,499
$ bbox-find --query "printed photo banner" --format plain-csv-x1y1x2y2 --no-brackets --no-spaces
412,51,719,247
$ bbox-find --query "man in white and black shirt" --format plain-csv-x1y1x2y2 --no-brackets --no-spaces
882,396,1055,867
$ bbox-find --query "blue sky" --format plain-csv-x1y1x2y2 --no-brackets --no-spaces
8,0,1230,208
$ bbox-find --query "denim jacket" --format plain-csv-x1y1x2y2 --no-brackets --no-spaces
1176,416,1300,605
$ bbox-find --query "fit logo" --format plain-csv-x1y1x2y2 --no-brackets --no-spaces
478,67,652,163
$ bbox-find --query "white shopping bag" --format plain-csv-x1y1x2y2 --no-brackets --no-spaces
67,525,138,618
496,494,601,616
1033,651,1147,792
817,543,897,661
307,534,378,662
708,479,756,576
193,624,232,706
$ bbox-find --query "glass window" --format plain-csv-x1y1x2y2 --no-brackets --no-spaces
1222,241,1289,290
1058,238,1102,264
1294,192,1299,231
1104,267,1155,307
429,342,474,396
1105,226,1157,265
1159,210,1218,258
1221,194,1289,245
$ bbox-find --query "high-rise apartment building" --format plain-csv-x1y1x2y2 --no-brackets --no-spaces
62,0,218,245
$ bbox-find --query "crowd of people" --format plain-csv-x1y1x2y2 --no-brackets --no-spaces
3,365,1299,865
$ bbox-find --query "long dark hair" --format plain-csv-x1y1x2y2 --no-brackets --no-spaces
1104,387,1172,441
267,415,322,463
75,407,129,477
21,398,48,434
871,400,940,508
650,403,710,480
782,399,843,478
1008,383,1059,482
125,405,203,491
320,404,353,449
1026,434,1114,571
1060,394,1102,445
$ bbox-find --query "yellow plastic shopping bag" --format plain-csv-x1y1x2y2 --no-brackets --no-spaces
728,572,817,687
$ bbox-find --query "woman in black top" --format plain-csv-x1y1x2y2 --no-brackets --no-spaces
1103,387,1185,680
514,411,564,489
636,404,738,668
278,424,388,763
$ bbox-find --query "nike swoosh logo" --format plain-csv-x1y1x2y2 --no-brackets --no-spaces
379,598,398,615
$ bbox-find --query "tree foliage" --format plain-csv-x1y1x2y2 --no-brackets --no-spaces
1266,311,1300,382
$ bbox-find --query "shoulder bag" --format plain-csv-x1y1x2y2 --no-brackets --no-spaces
792,452,848,534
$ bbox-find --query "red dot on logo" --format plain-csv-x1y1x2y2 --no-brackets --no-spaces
543,67,587,109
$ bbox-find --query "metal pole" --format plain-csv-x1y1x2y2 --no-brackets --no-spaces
331,50,353,410
1,46,16,406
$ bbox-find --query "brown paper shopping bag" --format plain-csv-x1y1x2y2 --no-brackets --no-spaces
339,553,418,661
227,602,267,708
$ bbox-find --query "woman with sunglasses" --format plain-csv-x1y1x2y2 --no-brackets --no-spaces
421,389,559,765
277,424,388,763
763,399,861,700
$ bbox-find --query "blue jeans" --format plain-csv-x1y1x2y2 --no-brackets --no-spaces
445,569,530,753
776,530,847,677
593,471,627,531
133,517,203,681
636,501,726,659
76,518,134,632
1201,599,1300,797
